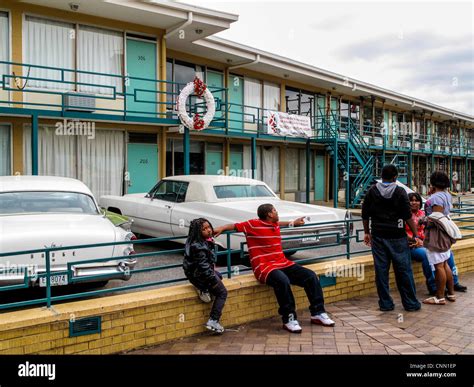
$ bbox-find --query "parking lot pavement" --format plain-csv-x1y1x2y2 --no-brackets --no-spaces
128,272,474,355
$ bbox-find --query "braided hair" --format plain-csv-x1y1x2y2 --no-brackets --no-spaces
186,217,214,244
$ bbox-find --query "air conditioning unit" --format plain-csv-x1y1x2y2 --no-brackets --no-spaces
363,136,372,145
63,93,96,112
424,143,431,151
400,141,410,148
373,137,383,146
414,143,421,150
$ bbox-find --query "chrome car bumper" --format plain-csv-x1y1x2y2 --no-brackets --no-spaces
0,258,137,287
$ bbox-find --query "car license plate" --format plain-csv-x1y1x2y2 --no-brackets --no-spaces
302,236,318,243
39,275,68,287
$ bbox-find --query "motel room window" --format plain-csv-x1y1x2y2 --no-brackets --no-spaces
24,17,125,94
0,12,8,81
23,126,125,198
0,124,11,175
166,59,203,115
166,139,205,176
243,77,262,123
77,25,123,94
285,88,299,115
24,16,75,90
285,147,299,191
263,82,280,118
256,145,280,193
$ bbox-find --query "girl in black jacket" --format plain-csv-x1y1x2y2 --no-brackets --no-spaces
183,218,228,333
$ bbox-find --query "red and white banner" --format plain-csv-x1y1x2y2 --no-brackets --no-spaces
266,111,312,138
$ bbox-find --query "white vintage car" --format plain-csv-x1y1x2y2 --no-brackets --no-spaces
0,176,137,288
100,175,352,255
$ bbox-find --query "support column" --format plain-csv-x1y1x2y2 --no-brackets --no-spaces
407,151,412,189
306,139,310,204
345,142,350,209
183,127,190,175
11,8,23,106
449,155,453,190
31,114,38,175
465,157,469,192
251,137,257,179
333,139,338,208
159,35,167,178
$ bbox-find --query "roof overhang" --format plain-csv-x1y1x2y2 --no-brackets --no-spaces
188,36,474,125
20,0,238,39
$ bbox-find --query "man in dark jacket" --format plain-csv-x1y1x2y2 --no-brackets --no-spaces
362,164,421,312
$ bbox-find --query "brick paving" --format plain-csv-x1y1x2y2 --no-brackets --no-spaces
128,272,474,355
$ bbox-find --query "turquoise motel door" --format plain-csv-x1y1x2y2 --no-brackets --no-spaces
230,151,243,174
314,154,325,201
126,38,157,117
205,151,223,175
207,70,224,121
127,143,158,194
228,74,244,131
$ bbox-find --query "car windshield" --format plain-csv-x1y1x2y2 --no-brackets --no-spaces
214,184,275,199
0,191,99,215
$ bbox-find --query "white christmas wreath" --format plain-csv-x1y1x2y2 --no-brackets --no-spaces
177,77,216,131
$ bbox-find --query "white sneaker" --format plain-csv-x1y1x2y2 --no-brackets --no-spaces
311,312,335,327
283,320,302,333
197,289,212,303
205,319,224,334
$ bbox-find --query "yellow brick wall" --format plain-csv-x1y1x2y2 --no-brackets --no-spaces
0,239,473,355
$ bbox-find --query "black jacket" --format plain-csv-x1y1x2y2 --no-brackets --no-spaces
183,239,218,288
362,182,411,238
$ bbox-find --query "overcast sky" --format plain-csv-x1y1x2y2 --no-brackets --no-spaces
180,0,473,115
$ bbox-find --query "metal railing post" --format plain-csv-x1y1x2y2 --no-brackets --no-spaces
226,233,232,279
45,250,52,308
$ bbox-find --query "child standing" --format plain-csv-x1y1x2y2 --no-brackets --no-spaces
423,171,456,305
183,218,227,333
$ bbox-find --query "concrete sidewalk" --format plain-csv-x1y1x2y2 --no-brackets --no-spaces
128,272,473,355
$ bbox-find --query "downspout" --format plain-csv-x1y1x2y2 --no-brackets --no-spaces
165,11,193,39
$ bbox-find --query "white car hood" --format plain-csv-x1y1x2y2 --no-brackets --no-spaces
0,214,118,267
206,199,346,223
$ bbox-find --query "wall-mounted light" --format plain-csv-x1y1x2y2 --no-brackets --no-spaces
195,28,203,35
226,59,233,64
283,74,289,78
69,2,79,11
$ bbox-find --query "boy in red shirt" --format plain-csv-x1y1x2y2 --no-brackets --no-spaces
214,203,335,333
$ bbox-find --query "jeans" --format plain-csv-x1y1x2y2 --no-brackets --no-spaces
371,235,421,311
266,264,326,323
188,271,227,321
411,248,459,293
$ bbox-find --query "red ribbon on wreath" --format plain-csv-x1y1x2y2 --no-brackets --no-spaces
193,113,205,130
193,77,207,97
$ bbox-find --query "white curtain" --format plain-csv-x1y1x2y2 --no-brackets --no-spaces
285,148,298,191
263,81,280,117
23,125,76,177
24,16,74,90
243,145,252,176
23,126,125,198
77,130,124,198
78,25,123,95
244,77,262,122
0,124,11,175
262,146,279,192
299,149,314,190
0,12,8,81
